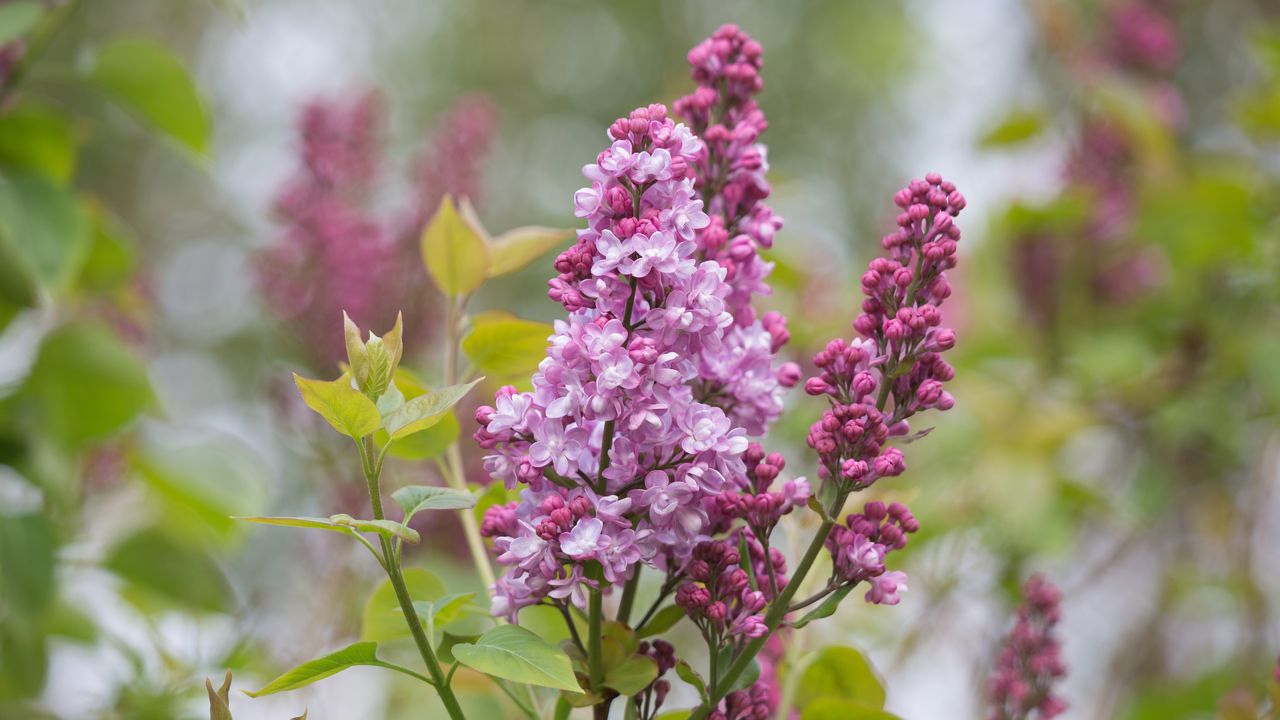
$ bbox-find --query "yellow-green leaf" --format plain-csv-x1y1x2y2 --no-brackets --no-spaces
451,624,583,693
462,311,551,382
89,37,211,156
361,569,446,642
421,195,488,296
382,378,482,439
246,642,424,696
486,226,573,277
293,373,381,438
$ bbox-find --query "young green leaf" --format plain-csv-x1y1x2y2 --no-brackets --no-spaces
343,312,370,391
717,654,760,694
0,170,91,292
790,585,854,629
603,655,659,696
328,514,420,544
104,527,233,614
383,411,460,460
486,226,573,278
451,624,583,692
246,642,425,696
795,645,886,711
413,592,476,638
382,378,482,438
392,485,477,522
462,311,553,382
0,102,77,182
88,38,211,156
293,373,381,438
437,631,480,665
420,195,489,296
637,605,686,638
675,660,706,699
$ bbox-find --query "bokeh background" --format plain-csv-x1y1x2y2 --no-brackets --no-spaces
2,0,1279,718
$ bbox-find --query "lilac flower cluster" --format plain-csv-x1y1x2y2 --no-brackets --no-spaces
824,501,918,606
707,684,773,720
477,102,764,619
259,92,494,368
631,640,676,720
710,443,810,543
674,538,768,640
988,576,1068,720
674,24,797,436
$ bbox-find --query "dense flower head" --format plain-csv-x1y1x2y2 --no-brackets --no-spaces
825,501,918,605
988,576,1068,720
675,537,768,641
478,27,801,623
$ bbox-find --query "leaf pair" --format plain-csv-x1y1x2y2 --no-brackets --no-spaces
293,372,480,441
421,196,572,297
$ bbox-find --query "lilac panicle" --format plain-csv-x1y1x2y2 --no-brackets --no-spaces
988,576,1068,720
259,91,396,367
805,173,964,604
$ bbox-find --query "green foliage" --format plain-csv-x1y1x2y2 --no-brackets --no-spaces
247,642,424,697
392,485,477,523
979,109,1045,147
104,526,234,613
603,654,658,695
450,624,583,693
292,373,381,438
88,37,211,156
462,311,553,386
636,605,685,638
800,699,901,720
382,378,481,439
21,322,153,450
0,103,77,182
421,195,489,296
0,1,41,45
485,226,572,278
790,585,854,629
0,170,90,292
360,568,446,642
794,646,886,711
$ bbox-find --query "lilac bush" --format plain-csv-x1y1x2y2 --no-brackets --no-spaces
235,23,993,720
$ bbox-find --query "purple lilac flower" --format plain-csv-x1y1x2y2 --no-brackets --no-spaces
477,103,765,620
804,173,964,605
675,539,768,642
674,24,794,436
987,576,1068,720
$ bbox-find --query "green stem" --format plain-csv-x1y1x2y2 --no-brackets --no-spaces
617,568,641,626
587,564,606,692
360,440,468,720
442,294,498,592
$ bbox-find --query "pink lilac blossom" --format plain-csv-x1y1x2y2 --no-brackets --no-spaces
477,102,765,620
804,173,963,603
674,24,795,436
675,537,768,641
259,92,494,368
987,576,1068,720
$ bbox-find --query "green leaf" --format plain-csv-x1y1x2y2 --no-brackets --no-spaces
382,378,482,439
604,655,658,696
675,660,706,698
361,568,446,642
0,102,77,181
800,699,901,720
796,646,885,711
76,208,136,293
486,226,573,278
104,527,233,613
88,37,210,155
206,671,233,720
328,514,419,544
717,654,760,694
392,485,476,522
790,585,854,629
437,631,480,665
413,592,476,638
0,1,41,45
978,109,1044,148
343,312,371,393
462,311,552,383
637,605,686,638
293,373,381,438
451,624,583,692
0,514,56,620
0,170,91,292
246,642,424,696
420,195,489,296
384,411,459,460
21,322,153,449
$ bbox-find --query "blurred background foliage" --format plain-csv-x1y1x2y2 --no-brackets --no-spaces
1,0,1279,718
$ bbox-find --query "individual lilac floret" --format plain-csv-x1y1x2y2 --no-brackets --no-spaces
988,576,1068,720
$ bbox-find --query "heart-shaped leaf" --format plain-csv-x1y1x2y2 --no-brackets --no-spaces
796,645,885,710
462,311,553,384
603,654,658,696
451,624,582,692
